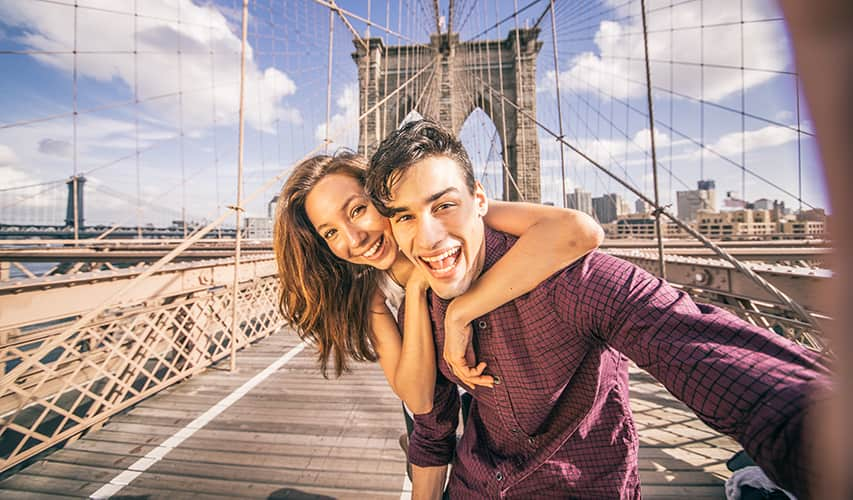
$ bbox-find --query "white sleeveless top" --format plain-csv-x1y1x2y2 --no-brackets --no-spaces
377,271,405,317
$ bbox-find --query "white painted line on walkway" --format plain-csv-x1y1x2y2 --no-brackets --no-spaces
400,473,413,500
90,341,306,499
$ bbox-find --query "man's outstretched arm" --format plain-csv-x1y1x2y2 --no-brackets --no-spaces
556,252,832,498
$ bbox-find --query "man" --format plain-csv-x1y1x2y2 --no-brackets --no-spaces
364,119,831,499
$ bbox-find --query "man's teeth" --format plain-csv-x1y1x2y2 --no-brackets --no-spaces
421,248,459,262
422,247,460,273
362,237,382,258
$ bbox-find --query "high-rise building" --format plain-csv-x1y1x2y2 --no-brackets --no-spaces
268,195,279,219
635,198,651,214
676,180,716,222
566,188,593,216
592,193,625,223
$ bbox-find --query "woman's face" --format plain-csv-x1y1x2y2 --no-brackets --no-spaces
304,173,399,270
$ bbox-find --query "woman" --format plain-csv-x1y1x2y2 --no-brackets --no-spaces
274,151,603,415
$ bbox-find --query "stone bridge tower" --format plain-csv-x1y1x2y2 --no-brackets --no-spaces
353,29,543,202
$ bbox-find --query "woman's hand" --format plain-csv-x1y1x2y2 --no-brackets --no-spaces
443,300,494,390
405,267,431,295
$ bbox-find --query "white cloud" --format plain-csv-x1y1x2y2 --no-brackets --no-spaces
38,138,72,158
0,144,19,166
539,0,789,102
315,83,359,149
707,124,798,157
0,0,299,132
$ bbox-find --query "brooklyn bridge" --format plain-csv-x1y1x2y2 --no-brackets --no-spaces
0,0,850,498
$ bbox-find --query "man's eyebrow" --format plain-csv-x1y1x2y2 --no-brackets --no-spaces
386,188,459,217
427,187,458,203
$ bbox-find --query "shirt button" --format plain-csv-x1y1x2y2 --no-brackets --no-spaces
496,471,504,481
510,427,519,433
528,436,536,445
493,375,502,385
477,320,488,329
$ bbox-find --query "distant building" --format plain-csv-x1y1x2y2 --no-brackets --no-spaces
604,206,827,240
722,191,746,210
780,220,826,236
566,188,593,216
592,193,627,224
245,217,274,239
696,209,778,238
635,198,651,214
620,198,632,218
677,180,716,222
268,195,280,219
797,208,826,222
753,198,772,210
602,214,685,239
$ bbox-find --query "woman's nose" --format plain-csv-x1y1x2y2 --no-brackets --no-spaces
343,223,368,249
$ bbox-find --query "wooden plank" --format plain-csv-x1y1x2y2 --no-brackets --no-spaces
0,330,743,499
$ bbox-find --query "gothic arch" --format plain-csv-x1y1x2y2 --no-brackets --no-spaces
353,29,542,202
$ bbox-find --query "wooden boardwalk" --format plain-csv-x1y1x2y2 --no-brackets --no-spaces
0,329,739,499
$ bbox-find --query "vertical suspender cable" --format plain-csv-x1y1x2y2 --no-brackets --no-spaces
72,3,79,242
512,0,527,200
494,0,511,200
325,8,334,151
230,0,250,373
640,0,666,278
134,0,142,239
178,1,187,238
548,0,567,208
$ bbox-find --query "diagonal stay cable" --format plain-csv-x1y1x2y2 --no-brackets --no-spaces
472,73,822,334
0,52,439,389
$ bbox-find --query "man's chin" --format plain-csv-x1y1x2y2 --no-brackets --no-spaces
429,279,469,300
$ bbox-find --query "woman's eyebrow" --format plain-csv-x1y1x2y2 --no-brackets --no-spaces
315,193,361,232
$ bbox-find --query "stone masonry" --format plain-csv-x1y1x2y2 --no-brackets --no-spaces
352,29,543,202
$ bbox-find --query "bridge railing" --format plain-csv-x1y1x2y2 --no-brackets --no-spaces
0,255,284,473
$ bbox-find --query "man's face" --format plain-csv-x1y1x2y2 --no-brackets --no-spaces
386,155,488,299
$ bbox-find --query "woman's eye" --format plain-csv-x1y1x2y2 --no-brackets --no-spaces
323,229,337,239
351,205,365,218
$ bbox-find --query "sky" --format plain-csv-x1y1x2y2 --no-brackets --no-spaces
0,0,829,228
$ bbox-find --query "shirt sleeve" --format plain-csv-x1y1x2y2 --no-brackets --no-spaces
396,295,460,468
553,252,832,499
407,370,460,467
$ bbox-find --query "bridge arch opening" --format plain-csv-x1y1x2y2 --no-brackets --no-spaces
398,109,424,129
459,107,506,201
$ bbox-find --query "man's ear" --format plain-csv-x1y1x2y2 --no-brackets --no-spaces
474,181,488,217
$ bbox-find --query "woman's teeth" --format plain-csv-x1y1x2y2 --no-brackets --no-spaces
362,236,383,258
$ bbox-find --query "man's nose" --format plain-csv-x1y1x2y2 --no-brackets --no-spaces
415,215,445,250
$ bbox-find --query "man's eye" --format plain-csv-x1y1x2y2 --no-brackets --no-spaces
396,214,413,223
323,229,337,239
351,205,365,218
436,202,454,211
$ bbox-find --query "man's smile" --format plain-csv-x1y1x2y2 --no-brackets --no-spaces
419,246,462,277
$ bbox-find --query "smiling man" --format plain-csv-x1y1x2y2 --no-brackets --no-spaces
365,119,831,499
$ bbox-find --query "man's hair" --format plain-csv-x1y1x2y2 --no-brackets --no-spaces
366,119,475,217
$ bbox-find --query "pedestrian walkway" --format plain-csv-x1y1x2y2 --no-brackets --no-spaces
0,329,739,499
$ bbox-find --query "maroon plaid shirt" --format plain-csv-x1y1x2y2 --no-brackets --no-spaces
405,226,830,499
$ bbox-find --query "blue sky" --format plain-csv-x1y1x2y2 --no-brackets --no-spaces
0,0,828,227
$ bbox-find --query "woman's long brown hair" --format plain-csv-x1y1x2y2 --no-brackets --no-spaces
273,152,379,378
